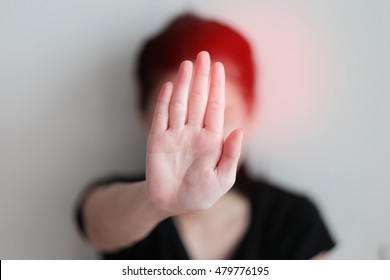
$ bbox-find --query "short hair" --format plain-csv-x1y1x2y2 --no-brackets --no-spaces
136,13,256,115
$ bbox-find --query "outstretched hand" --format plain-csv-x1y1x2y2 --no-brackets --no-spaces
146,51,243,215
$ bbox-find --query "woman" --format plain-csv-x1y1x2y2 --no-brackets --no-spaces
75,13,335,259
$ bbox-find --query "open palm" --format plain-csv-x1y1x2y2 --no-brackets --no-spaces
146,51,243,215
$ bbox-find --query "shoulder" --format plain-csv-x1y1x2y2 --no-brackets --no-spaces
238,169,313,211
253,177,317,215
242,174,336,259
249,176,324,231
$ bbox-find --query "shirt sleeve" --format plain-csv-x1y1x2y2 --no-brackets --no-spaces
279,196,336,259
74,174,145,238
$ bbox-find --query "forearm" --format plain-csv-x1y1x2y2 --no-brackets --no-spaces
82,181,170,252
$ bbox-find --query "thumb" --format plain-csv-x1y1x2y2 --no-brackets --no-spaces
216,128,244,190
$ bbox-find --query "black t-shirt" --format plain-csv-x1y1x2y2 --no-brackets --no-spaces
75,166,335,259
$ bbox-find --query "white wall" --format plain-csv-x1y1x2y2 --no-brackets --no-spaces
1,0,389,259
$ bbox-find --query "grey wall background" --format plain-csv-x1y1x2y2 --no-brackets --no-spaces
1,0,389,259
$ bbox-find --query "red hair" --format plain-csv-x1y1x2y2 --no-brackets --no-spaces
136,13,256,114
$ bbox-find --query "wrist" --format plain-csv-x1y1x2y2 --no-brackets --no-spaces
141,181,176,221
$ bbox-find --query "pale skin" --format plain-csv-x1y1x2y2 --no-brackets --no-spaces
82,51,326,259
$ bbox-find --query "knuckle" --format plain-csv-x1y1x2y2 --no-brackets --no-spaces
170,100,185,110
154,111,165,120
221,173,236,188
207,99,223,111
189,90,205,103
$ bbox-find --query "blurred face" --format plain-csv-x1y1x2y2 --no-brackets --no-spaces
142,64,254,140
